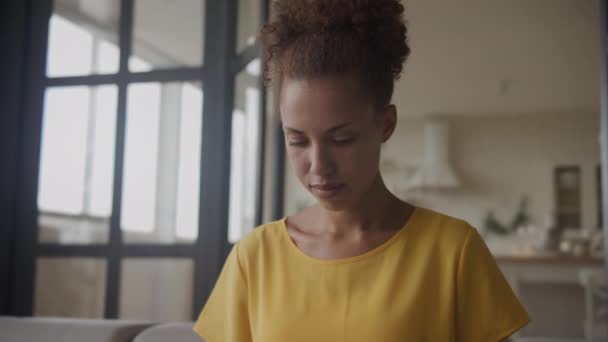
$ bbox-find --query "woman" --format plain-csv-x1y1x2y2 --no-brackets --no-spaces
194,0,530,341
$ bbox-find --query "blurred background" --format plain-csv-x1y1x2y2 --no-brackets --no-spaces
0,0,607,340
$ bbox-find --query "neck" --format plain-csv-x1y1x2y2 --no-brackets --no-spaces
317,173,407,236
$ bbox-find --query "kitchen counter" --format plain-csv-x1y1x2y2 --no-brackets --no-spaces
494,252,605,338
495,253,604,265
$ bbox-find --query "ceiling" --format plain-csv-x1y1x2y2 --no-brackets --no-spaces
56,0,601,118
394,0,600,118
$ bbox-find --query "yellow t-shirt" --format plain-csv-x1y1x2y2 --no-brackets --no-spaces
193,207,530,341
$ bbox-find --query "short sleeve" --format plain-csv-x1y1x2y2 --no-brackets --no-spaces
193,244,252,342
455,227,530,342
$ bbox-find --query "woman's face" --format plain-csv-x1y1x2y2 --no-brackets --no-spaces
280,75,396,210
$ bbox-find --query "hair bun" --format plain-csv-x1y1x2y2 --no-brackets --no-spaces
260,0,410,107
286,0,405,41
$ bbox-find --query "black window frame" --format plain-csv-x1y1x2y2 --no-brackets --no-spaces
3,0,271,319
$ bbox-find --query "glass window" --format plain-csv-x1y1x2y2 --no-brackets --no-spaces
38,85,117,244
120,258,193,321
34,258,106,318
130,0,205,71
47,0,120,77
228,59,261,243
121,82,203,243
236,0,261,53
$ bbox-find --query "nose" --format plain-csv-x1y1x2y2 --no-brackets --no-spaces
309,142,336,177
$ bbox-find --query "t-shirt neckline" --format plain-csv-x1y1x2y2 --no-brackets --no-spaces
279,206,420,265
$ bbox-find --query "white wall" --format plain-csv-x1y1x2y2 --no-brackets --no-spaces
385,113,600,230
396,0,599,117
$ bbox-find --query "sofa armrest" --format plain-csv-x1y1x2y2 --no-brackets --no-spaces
0,316,154,342
133,322,202,342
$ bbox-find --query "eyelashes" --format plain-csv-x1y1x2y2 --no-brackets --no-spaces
287,137,356,147
287,141,306,147
333,138,355,145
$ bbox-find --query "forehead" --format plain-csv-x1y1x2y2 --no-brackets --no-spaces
279,76,375,129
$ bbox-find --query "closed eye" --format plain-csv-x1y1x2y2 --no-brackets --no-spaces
333,137,355,145
287,139,308,147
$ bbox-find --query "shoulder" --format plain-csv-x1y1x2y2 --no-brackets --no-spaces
238,218,285,247
414,206,474,241
233,218,287,265
235,205,317,255
409,206,481,259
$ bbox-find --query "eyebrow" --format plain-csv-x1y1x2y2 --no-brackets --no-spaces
283,122,352,134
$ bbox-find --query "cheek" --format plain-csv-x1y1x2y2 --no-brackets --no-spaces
335,144,381,179
349,135,380,162
286,148,308,178
343,145,381,187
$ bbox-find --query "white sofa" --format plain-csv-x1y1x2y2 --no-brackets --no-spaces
2,316,602,342
0,316,202,342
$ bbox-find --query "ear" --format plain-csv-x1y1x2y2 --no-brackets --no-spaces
380,104,397,143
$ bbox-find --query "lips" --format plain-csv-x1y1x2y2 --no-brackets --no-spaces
310,183,344,198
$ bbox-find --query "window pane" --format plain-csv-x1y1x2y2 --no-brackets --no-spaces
228,59,261,243
47,0,120,77
122,82,203,243
38,85,117,244
237,0,262,53
34,258,106,318
120,258,193,321
130,0,205,71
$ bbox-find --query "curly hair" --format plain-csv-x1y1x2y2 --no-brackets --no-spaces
259,0,410,108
